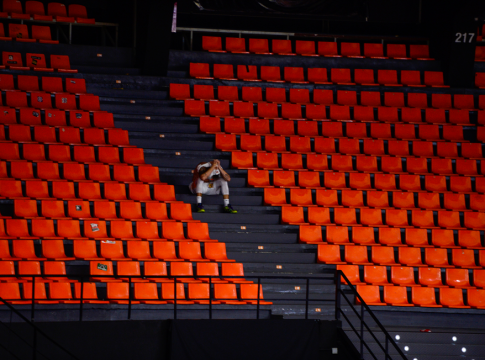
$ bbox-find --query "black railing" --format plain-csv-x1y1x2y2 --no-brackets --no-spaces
0,296,80,360
0,271,407,360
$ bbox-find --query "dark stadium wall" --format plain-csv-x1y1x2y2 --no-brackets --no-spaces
135,0,176,75
0,320,359,360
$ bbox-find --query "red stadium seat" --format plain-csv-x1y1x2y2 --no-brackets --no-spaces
202,36,224,52
364,43,386,58
354,69,377,86
249,38,270,54
225,37,248,53
401,70,423,87
260,66,283,82
317,42,340,57
308,68,331,84
410,45,432,60
387,44,408,59
341,42,362,58
295,40,317,56
271,39,294,55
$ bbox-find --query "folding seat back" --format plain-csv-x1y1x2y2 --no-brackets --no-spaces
260,66,282,82
79,95,100,111
364,43,384,58
218,86,238,101
308,68,330,84
3,52,24,68
331,68,352,84
364,266,390,285
50,55,76,72
31,25,58,43
384,92,404,107
337,90,357,105
289,88,310,104
390,284,423,308
387,44,407,58
401,70,422,86
271,39,294,55
242,87,262,102
193,84,214,100
284,67,306,83
410,45,430,59
209,101,230,116
371,246,397,265
18,75,39,91
9,24,32,41
431,93,452,109
190,63,211,79
26,53,50,70
353,106,375,122
0,74,15,90
213,64,235,80
318,42,339,56
119,202,143,221
249,38,270,54
6,91,28,108
360,91,381,106
317,244,344,264
202,36,223,52
266,87,286,103
377,107,398,123
341,42,361,57
225,37,248,53
355,285,385,305
391,266,417,286
377,70,399,86
295,40,316,55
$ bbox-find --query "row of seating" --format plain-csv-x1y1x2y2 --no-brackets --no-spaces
0,282,269,305
356,285,484,308
215,124,469,144
266,188,485,211
318,244,485,268
235,153,484,176
0,218,219,241
14,199,198,221
188,101,476,125
339,264,485,288
0,127,134,147
249,170,485,193
0,260,249,284
201,36,431,60
0,23,58,43
1,1,94,23
208,120,472,143
1,74,87,93
284,206,485,229
2,51,76,72
0,109,113,128
227,138,482,159
1,239,230,261
1,92,100,111
0,150,146,172
0,179,182,201
189,63,446,86
302,226,483,249
173,84,481,109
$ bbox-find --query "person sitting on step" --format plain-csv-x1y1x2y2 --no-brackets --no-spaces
189,159,237,214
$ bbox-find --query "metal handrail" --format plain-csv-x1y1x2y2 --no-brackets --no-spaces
336,271,408,360
0,271,406,360
0,296,80,360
